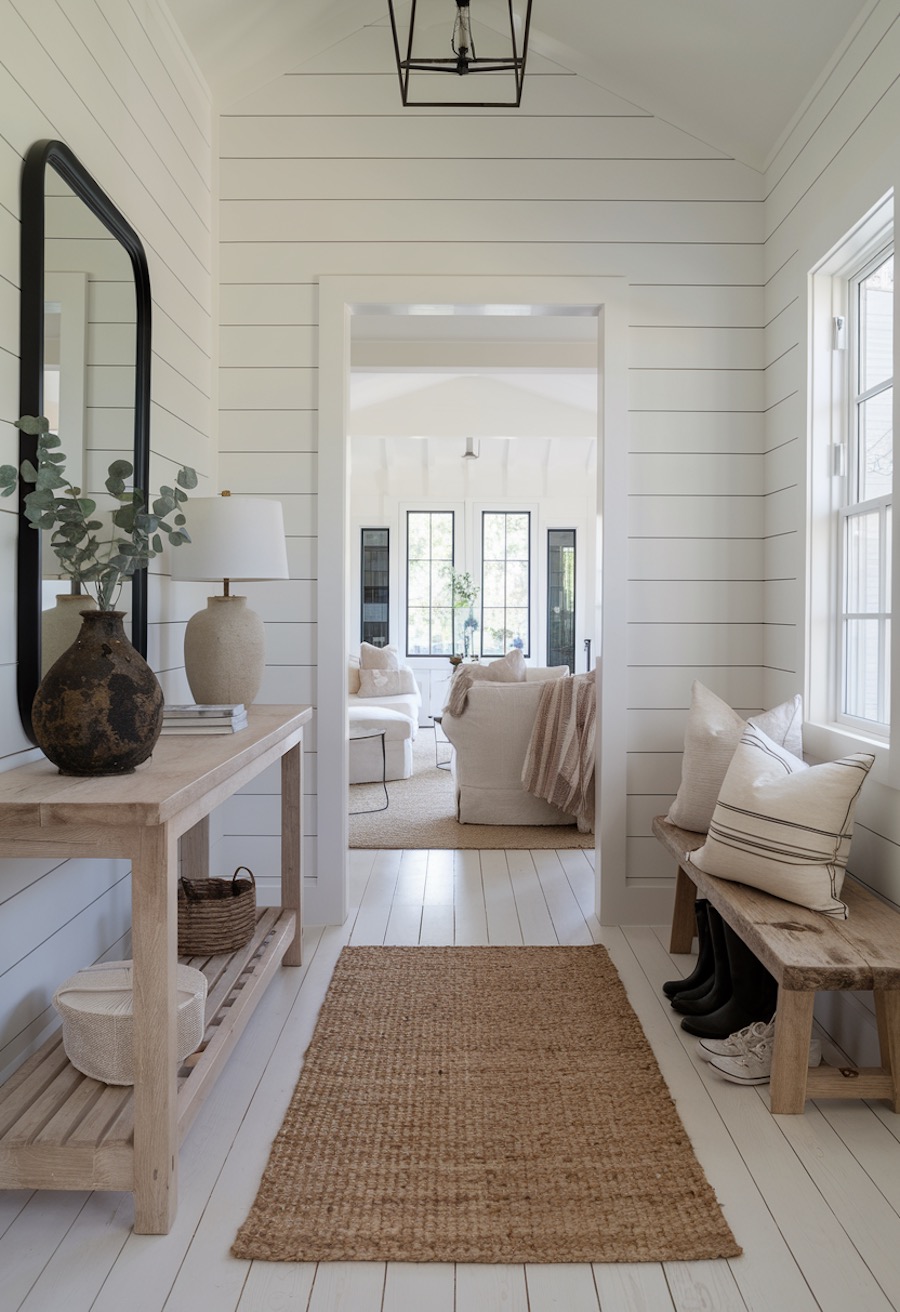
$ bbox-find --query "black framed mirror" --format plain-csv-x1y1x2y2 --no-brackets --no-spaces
17,139,151,742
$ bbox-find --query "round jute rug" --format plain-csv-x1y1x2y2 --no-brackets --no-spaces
232,945,741,1264
349,729,593,850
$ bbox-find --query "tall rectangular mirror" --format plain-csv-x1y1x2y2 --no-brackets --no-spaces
17,139,151,742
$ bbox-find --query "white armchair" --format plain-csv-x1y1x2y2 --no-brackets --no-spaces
441,667,576,825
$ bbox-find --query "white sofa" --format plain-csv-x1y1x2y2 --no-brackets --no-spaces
441,666,576,825
348,652,422,782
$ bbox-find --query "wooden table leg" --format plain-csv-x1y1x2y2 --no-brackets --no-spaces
282,739,303,967
874,990,900,1114
179,814,209,879
770,989,815,1114
669,864,698,954
131,823,179,1233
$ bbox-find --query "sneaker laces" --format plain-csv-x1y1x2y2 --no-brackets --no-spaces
724,1019,775,1055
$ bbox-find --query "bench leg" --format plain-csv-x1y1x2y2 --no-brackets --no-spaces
770,990,815,1114
874,990,900,1114
669,864,698,954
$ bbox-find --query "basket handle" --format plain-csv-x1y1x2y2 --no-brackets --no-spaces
232,866,256,895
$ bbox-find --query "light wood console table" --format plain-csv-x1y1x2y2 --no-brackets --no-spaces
0,704,311,1234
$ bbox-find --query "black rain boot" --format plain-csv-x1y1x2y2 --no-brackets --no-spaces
663,899,714,999
680,923,778,1039
671,906,732,1015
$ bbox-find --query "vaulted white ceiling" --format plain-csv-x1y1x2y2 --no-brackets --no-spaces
166,0,875,169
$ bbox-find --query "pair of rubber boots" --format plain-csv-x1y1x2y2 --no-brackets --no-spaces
662,898,777,1039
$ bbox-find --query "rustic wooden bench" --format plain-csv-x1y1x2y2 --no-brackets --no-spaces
652,815,900,1114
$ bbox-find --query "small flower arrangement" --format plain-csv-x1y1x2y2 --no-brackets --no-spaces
1,415,197,611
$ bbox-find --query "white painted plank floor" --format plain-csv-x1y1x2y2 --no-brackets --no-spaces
3,845,900,1312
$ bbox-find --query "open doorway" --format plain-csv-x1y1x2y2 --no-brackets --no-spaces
318,276,630,928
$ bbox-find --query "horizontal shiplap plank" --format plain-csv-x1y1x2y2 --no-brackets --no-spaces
630,326,764,370
627,665,763,709
629,409,763,453
220,114,731,161
221,156,763,203
627,622,765,666
220,198,762,245
630,495,762,538
630,283,764,328
629,537,762,580
219,281,318,326
219,239,764,285
218,408,318,451
220,324,317,368
628,580,764,624
630,368,763,413
629,452,763,496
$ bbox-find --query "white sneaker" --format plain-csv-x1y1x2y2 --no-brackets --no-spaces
697,1019,774,1062
710,1035,823,1085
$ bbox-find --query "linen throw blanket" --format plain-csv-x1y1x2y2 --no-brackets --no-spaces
521,672,596,832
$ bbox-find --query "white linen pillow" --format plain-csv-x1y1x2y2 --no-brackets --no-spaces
687,724,874,918
666,681,803,833
359,642,399,670
460,649,526,685
357,667,418,698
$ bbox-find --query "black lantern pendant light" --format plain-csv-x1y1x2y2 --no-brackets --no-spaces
388,0,533,108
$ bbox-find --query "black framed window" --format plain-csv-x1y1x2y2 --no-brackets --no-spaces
406,510,454,654
547,529,576,670
360,528,389,647
481,510,530,656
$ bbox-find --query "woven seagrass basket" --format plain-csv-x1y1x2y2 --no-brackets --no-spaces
177,866,256,955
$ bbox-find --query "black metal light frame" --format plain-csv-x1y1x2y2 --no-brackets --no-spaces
388,0,533,108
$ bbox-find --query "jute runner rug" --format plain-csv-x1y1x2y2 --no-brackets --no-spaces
233,946,740,1264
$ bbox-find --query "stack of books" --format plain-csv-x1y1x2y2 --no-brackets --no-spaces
161,704,249,735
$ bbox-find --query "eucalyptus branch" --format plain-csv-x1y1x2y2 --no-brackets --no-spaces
1,415,198,611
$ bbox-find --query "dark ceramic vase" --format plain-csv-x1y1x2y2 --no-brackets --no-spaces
32,609,164,776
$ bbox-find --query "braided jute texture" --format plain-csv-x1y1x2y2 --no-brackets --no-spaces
232,946,740,1264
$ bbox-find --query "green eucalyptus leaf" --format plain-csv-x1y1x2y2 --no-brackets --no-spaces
14,415,50,436
177,466,198,489
107,459,133,479
106,476,126,497
152,533,163,554
19,460,38,484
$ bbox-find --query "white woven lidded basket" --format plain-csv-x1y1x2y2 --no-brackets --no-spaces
53,960,208,1085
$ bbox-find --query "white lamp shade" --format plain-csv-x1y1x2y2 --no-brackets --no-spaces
170,496,289,583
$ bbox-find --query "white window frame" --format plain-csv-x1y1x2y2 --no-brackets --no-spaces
478,507,533,658
837,245,893,736
807,193,895,774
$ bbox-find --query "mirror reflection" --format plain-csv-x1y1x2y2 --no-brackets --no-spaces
40,172,137,669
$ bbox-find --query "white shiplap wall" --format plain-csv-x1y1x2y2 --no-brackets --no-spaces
0,0,213,1078
217,21,766,919
759,1,900,1061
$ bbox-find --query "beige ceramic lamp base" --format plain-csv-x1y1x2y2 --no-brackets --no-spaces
183,595,265,707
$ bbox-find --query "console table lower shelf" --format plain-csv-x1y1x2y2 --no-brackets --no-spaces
0,907,294,1193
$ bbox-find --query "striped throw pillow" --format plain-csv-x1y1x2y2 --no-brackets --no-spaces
687,724,874,918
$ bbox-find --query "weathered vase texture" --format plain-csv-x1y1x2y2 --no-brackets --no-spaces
32,609,164,775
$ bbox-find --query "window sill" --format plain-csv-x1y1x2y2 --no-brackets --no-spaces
803,719,892,784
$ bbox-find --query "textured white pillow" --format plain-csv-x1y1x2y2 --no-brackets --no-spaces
666,681,803,833
688,724,873,918
357,667,418,698
359,642,399,670
461,649,526,685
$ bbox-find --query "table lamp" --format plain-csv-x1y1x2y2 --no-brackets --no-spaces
170,492,289,707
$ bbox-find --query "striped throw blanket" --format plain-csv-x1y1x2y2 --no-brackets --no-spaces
521,672,597,833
